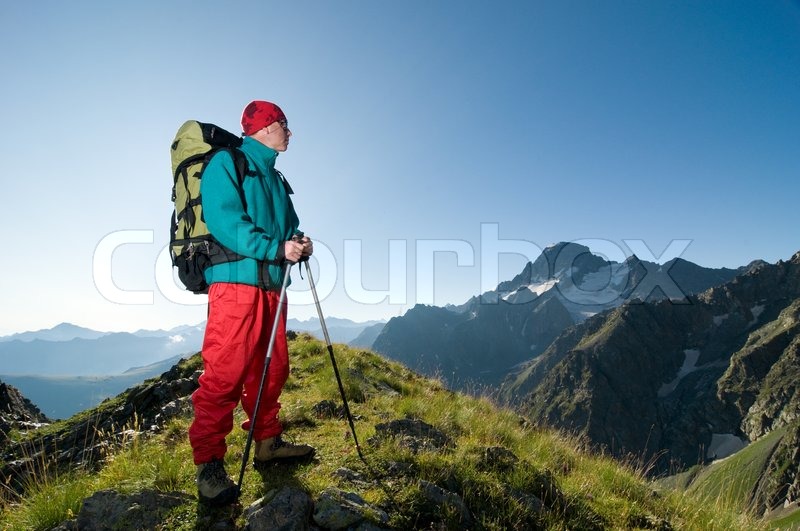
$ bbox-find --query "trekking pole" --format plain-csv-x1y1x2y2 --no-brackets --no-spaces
236,261,293,496
303,259,367,463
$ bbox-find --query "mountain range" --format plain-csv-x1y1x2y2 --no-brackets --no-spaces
368,242,755,389
0,323,205,376
0,318,382,376
0,322,109,343
503,252,800,474
0,323,205,419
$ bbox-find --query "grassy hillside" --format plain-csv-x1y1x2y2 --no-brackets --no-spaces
658,423,800,530
685,427,786,513
658,426,786,510
1,335,766,530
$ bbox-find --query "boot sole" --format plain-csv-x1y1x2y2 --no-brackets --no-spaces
198,485,239,507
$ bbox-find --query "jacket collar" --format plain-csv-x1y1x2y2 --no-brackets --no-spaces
241,136,278,170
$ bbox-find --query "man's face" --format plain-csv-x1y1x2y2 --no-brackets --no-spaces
254,120,291,152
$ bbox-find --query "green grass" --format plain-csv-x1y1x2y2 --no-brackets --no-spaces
680,426,787,513
1,472,93,530
0,334,770,530
770,507,800,530
652,425,800,529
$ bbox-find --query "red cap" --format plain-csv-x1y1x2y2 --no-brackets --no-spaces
241,100,287,136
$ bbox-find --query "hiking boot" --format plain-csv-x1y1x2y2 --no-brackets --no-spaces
196,458,238,506
254,435,315,468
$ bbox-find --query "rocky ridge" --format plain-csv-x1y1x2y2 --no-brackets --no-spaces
0,380,50,447
1,361,198,496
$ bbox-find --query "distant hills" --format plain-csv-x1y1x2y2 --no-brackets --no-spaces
286,317,386,344
0,317,384,377
0,320,202,419
0,324,205,376
0,317,382,419
0,322,108,343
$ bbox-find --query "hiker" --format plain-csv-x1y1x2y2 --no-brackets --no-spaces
188,100,315,506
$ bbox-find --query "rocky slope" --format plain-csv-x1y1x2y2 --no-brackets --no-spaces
718,298,800,440
0,361,198,495
0,380,50,447
373,296,574,389
504,251,800,513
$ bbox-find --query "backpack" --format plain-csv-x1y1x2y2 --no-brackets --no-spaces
169,120,250,294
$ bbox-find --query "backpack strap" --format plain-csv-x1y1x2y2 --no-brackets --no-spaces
194,147,251,266
224,147,252,212
229,147,254,185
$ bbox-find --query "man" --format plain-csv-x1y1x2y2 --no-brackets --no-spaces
188,100,315,506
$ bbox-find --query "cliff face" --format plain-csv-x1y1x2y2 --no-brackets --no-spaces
718,298,800,440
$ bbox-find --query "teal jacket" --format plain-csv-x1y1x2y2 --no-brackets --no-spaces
200,136,299,290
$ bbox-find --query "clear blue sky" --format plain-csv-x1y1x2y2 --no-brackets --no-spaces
1,1,798,335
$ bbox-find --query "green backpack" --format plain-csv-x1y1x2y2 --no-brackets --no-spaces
169,120,250,294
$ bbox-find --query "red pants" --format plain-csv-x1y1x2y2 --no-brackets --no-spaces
189,283,289,465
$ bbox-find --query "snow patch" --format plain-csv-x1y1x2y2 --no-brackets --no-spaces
168,334,185,344
501,279,557,301
707,433,747,461
658,349,701,397
748,304,765,327
527,279,557,296
713,314,729,326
